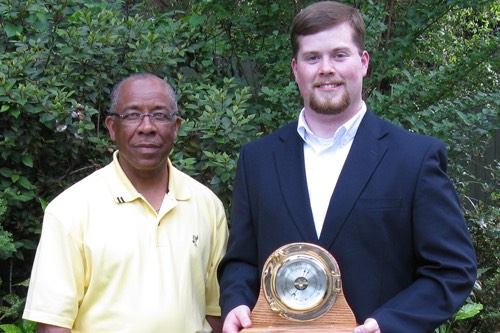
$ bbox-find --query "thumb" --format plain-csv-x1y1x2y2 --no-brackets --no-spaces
236,306,252,328
354,318,380,333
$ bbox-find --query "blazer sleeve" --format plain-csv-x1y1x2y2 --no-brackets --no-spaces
217,146,261,319
371,139,477,332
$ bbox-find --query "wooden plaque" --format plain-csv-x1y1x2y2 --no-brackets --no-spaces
242,243,357,333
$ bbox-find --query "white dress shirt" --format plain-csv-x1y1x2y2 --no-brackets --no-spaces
297,103,367,238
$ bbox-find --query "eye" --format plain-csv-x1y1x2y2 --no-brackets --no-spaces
333,52,349,60
305,55,319,62
151,113,168,120
123,112,142,119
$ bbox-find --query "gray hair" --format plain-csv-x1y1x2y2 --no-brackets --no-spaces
109,73,178,114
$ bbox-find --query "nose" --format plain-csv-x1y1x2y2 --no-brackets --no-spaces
137,115,157,133
319,58,335,75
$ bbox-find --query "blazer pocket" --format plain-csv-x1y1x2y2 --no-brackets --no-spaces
356,197,402,210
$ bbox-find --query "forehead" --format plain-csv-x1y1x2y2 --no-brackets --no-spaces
296,22,357,54
118,78,171,107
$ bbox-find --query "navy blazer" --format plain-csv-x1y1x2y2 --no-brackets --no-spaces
218,110,477,332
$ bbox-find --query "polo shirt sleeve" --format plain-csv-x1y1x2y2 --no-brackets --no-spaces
23,208,85,328
204,197,229,316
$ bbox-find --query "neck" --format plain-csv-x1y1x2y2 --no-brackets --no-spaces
124,165,170,210
304,103,362,138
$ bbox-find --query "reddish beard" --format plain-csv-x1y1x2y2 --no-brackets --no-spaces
309,84,350,115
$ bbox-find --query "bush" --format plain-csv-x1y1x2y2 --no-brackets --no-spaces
0,0,497,331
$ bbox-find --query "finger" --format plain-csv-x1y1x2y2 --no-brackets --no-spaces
236,306,252,328
222,306,252,333
354,318,380,333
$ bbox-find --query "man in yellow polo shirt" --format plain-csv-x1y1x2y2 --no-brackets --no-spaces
23,73,228,333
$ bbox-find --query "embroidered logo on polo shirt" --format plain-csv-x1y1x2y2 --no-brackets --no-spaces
192,235,199,247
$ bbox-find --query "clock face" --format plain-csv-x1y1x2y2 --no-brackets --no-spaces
275,257,327,311
262,243,341,321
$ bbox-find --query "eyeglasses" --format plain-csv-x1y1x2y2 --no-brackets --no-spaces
108,112,179,125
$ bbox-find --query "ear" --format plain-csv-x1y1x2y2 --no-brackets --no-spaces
172,117,183,138
105,116,117,141
291,58,298,81
361,50,370,77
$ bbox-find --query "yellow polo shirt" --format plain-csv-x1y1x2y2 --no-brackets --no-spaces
23,152,228,333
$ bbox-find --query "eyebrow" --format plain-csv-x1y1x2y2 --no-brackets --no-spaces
302,47,352,55
121,104,171,113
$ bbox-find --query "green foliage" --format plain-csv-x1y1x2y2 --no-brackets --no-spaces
464,163,500,331
174,76,259,211
0,0,203,325
0,292,26,323
0,199,15,261
435,301,484,333
0,278,32,333
0,230,15,262
0,0,497,331
0,318,36,333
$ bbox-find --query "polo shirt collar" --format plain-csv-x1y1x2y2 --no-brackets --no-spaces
107,151,141,204
166,160,191,201
106,151,191,204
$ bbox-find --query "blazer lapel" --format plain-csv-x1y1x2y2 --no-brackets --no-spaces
274,123,318,243
319,112,388,249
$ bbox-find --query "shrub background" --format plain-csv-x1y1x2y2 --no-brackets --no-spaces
0,0,498,332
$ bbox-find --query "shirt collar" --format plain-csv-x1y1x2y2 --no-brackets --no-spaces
107,150,141,204
166,160,191,201
107,151,191,204
297,102,367,150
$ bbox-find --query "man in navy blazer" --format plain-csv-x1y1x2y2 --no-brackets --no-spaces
217,1,477,333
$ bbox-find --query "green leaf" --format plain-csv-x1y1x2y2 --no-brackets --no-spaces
17,177,34,190
16,239,37,250
221,172,231,182
0,324,23,333
3,23,23,38
21,155,33,168
22,319,37,332
11,174,20,183
454,303,483,320
37,197,48,211
188,14,206,26
83,77,94,87
0,168,13,178
10,108,21,118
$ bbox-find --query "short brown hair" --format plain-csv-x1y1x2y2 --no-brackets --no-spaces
290,1,366,57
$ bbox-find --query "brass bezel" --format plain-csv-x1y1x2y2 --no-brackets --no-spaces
261,243,341,321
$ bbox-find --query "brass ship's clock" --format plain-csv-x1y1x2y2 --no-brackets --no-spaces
244,243,357,333
262,242,341,321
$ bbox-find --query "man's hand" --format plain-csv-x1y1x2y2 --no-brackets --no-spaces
354,318,381,333
206,315,222,333
37,323,71,333
222,305,252,333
